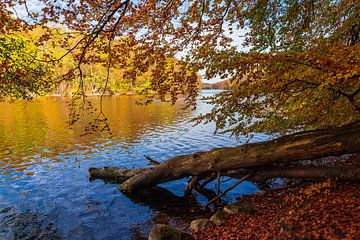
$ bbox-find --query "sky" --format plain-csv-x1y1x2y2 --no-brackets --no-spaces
10,0,248,83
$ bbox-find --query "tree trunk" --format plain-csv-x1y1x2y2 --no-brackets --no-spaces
89,167,145,182
89,166,359,183
89,123,360,194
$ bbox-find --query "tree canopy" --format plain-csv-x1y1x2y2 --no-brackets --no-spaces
1,0,359,135
0,35,52,100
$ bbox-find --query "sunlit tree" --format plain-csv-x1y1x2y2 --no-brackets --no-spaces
0,0,359,134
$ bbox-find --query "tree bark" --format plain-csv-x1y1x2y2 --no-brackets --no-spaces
89,167,145,183
89,166,359,183
89,123,360,194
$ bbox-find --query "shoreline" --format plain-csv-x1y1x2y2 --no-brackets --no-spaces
191,180,359,239
189,154,360,239
46,92,137,97
46,89,224,97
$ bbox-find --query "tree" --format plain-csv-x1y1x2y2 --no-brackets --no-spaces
1,0,359,132
0,35,54,100
1,0,360,195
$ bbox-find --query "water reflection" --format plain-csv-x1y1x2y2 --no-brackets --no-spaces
0,95,191,161
0,91,266,239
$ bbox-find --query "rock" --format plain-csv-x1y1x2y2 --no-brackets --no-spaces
253,190,266,196
210,210,228,225
148,224,193,240
223,200,253,214
0,211,59,240
189,219,212,232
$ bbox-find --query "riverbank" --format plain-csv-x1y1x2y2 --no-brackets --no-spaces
190,155,360,239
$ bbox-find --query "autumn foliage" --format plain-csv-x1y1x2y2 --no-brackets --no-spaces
1,0,358,135
193,181,360,239
1,2,358,238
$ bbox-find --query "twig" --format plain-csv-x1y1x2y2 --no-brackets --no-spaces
194,185,218,202
200,173,217,188
221,176,233,183
206,174,252,207
144,155,160,165
217,171,221,195
184,176,200,196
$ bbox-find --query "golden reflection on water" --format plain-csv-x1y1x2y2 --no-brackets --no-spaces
0,95,192,169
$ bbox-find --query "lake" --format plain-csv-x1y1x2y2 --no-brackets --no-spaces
0,90,268,239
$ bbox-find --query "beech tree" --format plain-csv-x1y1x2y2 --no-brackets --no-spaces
1,0,359,133
1,0,359,195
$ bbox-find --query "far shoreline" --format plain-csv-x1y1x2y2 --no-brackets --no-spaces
45,89,225,97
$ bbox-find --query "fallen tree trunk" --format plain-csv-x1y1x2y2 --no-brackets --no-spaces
89,167,145,182
89,166,360,183
89,123,360,194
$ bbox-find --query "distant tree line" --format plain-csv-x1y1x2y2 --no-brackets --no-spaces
0,27,199,100
202,80,232,90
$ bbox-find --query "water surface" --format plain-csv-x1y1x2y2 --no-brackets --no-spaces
0,90,268,239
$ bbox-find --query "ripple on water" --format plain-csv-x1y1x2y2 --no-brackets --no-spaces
0,92,268,239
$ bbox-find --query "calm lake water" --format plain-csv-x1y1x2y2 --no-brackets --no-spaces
0,90,268,239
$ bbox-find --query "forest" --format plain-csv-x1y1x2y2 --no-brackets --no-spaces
1,27,199,99
0,0,359,239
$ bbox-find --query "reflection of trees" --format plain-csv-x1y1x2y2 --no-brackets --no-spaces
0,96,192,146
100,96,192,139
0,96,193,172
0,100,48,154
